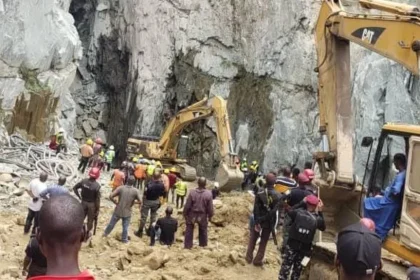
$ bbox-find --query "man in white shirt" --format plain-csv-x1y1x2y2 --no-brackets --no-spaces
24,172,48,234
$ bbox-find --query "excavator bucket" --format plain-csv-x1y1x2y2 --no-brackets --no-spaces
215,162,244,192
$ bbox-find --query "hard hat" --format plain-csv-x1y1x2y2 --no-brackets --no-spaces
99,151,104,157
58,127,65,133
252,160,257,165
306,195,319,206
88,167,100,179
304,169,315,180
156,161,162,167
170,167,176,173
109,145,114,150
133,157,138,162
122,161,127,167
214,182,219,188
95,137,103,144
151,160,156,165
86,138,93,145
242,158,247,161
138,154,143,158
298,173,310,184
164,169,169,174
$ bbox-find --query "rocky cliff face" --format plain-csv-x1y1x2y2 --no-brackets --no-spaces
1,0,420,179
0,0,81,144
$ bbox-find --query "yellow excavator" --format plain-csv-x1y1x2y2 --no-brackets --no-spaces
126,96,243,192
314,0,420,268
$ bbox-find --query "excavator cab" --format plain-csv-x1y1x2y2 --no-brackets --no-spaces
361,124,420,266
176,135,190,160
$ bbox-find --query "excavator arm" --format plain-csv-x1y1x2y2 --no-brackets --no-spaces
158,96,243,191
315,0,420,185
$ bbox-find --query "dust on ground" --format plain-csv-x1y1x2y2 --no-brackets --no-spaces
0,178,282,280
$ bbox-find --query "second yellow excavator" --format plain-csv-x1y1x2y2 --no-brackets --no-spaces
126,96,243,192
313,0,420,268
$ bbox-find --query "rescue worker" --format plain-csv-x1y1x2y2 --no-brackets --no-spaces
111,164,126,191
279,195,326,280
183,177,214,249
134,160,147,190
335,222,382,280
91,150,105,170
291,167,300,182
240,158,248,172
39,176,68,200
212,182,220,200
55,128,66,154
103,176,142,243
245,173,283,266
168,167,178,203
146,160,156,183
281,173,314,254
175,177,187,209
78,139,94,173
135,170,165,238
32,195,96,280
161,169,170,203
89,138,103,167
150,206,178,247
303,168,317,194
248,160,259,184
23,234,47,278
73,167,101,234
104,145,115,172
276,167,297,189
24,172,48,235
363,153,407,240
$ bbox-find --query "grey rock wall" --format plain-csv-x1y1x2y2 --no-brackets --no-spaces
0,0,81,142
2,0,420,181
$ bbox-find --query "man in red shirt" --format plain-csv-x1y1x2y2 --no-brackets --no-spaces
29,194,95,280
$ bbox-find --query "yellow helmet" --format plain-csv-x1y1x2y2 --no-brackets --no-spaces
170,167,176,172
133,157,138,162
138,154,143,158
156,161,162,167
164,169,169,174
99,150,104,157
86,138,93,145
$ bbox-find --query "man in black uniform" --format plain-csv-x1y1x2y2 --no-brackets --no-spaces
246,173,284,266
150,206,178,246
73,167,101,234
135,170,166,238
279,195,326,280
281,173,314,253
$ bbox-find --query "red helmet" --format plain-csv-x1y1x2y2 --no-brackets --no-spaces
95,138,103,144
88,167,100,179
298,173,310,184
304,169,315,180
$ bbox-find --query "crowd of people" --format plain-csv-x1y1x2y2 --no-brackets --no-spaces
20,141,419,280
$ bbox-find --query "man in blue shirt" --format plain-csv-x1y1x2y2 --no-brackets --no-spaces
40,176,68,199
364,153,406,240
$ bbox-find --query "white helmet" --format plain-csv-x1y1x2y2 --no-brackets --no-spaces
214,182,219,188
109,145,114,150
58,127,65,133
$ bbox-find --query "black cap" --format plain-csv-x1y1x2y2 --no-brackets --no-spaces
408,266,420,280
336,222,382,276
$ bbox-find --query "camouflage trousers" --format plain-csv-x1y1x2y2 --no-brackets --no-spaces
278,245,305,280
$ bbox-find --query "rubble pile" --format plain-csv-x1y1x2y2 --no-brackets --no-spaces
0,190,281,280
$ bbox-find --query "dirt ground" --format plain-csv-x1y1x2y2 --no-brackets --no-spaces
0,180,282,280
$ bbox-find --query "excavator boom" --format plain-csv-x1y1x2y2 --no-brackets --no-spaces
315,0,420,185
127,96,243,191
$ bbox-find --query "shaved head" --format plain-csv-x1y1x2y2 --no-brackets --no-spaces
198,177,207,188
266,173,276,186
38,195,84,246
39,172,48,182
58,176,66,186
127,176,135,186
165,206,173,216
